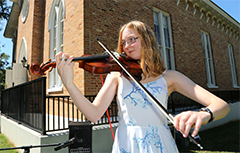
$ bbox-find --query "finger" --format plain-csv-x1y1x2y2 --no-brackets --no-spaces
61,53,67,61
61,53,71,60
178,115,188,135
183,115,197,138
174,114,181,131
65,56,75,68
55,52,63,64
66,55,75,63
191,117,202,137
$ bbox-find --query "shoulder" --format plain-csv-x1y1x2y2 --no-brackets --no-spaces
164,70,195,93
164,70,185,82
105,72,121,85
98,72,121,96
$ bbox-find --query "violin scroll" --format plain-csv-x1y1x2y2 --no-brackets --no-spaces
31,59,56,75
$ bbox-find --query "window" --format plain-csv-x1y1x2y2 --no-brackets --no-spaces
21,0,29,23
228,44,239,88
48,0,65,92
201,31,217,88
153,8,175,70
18,38,28,64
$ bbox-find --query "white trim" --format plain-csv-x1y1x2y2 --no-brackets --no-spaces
204,0,240,28
18,37,28,65
47,85,63,93
48,0,64,91
153,8,175,70
176,0,180,5
201,31,217,88
21,0,29,23
48,0,65,31
228,43,239,88
233,85,240,89
207,84,218,89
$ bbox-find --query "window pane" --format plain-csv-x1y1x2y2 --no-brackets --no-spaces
228,44,238,86
154,12,161,46
163,15,170,47
164,28,170,47
60,7,64,46
54,15,57,49
166,48,171,69
201,31,216,86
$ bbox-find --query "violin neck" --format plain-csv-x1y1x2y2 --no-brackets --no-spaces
73,54,110,61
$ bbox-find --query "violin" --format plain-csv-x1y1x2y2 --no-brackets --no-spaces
30,53,143,80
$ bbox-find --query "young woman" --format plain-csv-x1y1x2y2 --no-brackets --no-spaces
56,21,230,153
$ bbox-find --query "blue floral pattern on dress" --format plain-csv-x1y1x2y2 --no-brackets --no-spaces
120,148,130,153
123,81,163,109
123,83,152,108
126,117,136,126
146,82,163,96
133,125,164,153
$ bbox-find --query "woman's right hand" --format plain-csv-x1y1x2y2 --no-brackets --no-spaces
55,52,75,87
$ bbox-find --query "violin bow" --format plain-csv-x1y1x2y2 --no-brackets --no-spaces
96,38,203,149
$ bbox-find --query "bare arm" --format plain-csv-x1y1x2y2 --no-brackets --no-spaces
165,70,230,137
55,52,119,123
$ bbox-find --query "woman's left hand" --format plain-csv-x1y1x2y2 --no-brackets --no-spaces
173,110,210,138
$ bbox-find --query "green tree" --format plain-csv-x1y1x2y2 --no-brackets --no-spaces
0,49,10,87
0,0,11,100
0,0,10,20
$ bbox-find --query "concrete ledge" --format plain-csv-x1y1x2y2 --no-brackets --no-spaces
0,116,117,153
1,116,68,153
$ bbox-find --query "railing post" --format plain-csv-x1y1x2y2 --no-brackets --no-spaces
171,93,175,114
42,77,46,135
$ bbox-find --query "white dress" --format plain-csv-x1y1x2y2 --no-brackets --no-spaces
112,71,179,153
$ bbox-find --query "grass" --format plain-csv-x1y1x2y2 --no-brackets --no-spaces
0,134,18,153
178,120,240,153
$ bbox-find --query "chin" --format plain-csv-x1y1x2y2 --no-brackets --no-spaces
131,56,141,60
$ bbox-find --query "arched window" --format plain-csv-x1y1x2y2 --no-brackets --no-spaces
18,37,28,64
48,0,65,92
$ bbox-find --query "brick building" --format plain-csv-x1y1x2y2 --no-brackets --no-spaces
4,0,240,95
2,0,240,152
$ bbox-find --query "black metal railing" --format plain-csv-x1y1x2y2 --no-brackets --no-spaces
1,77,239,135
168,92,202,114
211,90,240,103
45,95,118,132
1,77,46,134
0,77,118,134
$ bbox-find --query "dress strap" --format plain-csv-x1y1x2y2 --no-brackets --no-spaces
162,69,167,77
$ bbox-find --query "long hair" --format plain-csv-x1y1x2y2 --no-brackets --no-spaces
116,21,166,79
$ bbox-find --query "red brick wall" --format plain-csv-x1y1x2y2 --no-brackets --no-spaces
83,0,239,94
16,0,239,96
16,0,45,81
16,0,34,71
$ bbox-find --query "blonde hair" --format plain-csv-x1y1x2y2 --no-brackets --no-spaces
116,21,166,79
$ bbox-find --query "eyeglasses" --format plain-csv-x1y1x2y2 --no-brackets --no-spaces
121,37,139,47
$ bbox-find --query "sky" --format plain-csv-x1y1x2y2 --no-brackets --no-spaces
0,0,240,67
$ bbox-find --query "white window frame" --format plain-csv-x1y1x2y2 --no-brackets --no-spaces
228,43,239,88
18,38,28,64
47,0,65,92
153,7,175,70
21,0,29,23
201,31,218,88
